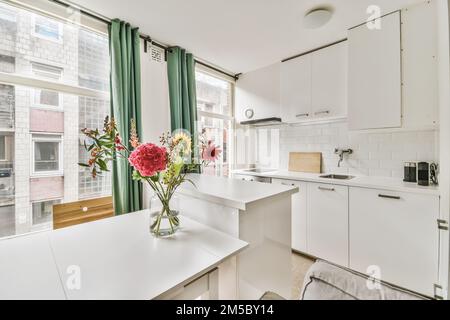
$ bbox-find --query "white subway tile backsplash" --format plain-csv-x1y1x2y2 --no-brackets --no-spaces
278,122,438,178
369,151,392,160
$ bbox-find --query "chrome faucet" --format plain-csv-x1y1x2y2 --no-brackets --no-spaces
335,148,353,168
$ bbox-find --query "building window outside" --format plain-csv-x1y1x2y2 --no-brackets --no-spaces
195,70,234,177
32,134,63,176
32,14,63,42
32,198,61,226
0,135,5,160
0,55,15,129
31,62,63,109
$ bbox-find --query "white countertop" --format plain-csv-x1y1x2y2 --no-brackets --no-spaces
233,169,440,196
178,174,299,210
0,212,248,300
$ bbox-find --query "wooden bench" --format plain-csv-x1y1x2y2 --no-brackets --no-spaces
53,196,114,230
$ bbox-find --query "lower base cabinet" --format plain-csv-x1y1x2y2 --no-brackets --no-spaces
349,187,439,297
307,183,349,267
272,179,308,253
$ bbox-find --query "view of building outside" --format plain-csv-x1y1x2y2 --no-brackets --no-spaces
195,70,234,177
0,1,111,238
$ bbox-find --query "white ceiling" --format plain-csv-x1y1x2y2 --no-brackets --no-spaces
70,0,425,74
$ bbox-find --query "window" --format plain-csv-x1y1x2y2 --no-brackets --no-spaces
0,54,15,73
31,62,63,80
32,15,62,42
0,0,110,239
32,134,62,175
0,84,14,129
33,89,60,108
195,70,234,177
0,136,5,160
32,199,61,226
31,62,63,109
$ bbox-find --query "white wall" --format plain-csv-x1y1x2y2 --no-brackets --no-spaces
140,42,170,207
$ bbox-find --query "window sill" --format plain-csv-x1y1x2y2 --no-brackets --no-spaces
30,172,64,179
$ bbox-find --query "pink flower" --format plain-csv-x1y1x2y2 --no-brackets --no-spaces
128,143,167,177
202,143,222,162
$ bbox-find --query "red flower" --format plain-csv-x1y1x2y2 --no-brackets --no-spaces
128,143,167,177
202,142,222,162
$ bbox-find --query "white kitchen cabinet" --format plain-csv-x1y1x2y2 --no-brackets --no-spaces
401,1,439,128
311,41,348,119
348,11,402,130
281,42,348,124
272,178,308,253
349,187,439,297
307,183,349,266
235,63,281,123
280,54,312,123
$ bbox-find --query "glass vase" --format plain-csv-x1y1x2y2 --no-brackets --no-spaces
149,195,180,237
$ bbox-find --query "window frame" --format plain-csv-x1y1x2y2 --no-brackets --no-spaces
30,133,64,177
31,13,64,43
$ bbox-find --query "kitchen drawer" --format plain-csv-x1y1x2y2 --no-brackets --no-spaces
307,183,349,266
349,187,439,296
272,178,308,253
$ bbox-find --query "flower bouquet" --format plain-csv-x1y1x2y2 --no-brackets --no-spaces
79,116,221,237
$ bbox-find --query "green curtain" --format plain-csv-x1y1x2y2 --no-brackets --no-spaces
167,47,200,172
109,19,143,215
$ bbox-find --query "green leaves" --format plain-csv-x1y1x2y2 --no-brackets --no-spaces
97,158,108,172
79,116,126,179
78,163,90,167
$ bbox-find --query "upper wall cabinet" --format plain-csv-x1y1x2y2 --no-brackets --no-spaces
235,63,281,123
401,1,438,128
280,54,312,123
311,41,348,120
281,41,348,124
348,11,402,130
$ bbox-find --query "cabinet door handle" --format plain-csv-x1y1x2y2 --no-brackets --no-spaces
318,186,335,192
314,110,330,116
282,182,295,186
378,194,401,200
296,113,309,118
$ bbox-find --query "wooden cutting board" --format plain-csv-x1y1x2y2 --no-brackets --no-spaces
289,152,322,173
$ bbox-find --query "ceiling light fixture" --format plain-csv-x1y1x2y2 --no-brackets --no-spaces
303,7,334,29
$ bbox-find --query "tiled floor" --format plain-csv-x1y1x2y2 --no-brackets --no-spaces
291,252,315,300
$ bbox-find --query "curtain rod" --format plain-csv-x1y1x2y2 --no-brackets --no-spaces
50,0,239,81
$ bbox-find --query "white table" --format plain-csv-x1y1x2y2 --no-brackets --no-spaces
0,232,65,300
0,211,248,300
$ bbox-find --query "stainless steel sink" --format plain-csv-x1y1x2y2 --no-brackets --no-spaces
320,174,355,180
243,169,277,173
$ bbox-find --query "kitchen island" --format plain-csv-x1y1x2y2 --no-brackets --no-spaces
177,174,299,300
